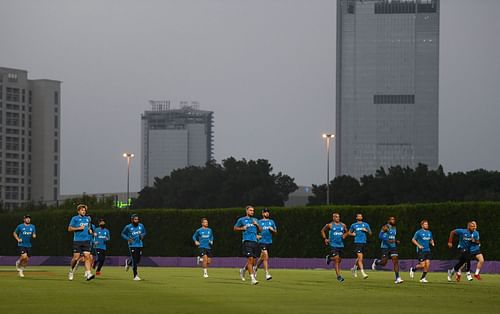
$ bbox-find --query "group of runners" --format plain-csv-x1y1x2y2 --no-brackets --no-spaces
12,205,485,284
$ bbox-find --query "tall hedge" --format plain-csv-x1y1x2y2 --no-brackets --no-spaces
0,202,498,260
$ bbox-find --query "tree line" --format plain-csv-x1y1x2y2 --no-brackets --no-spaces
308,164,500,205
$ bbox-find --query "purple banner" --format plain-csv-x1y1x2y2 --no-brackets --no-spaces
1,256,498,273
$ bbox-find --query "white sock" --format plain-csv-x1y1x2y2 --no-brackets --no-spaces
251,274,256,280
203,268,208,274
467,271,471,275
475,269,480,275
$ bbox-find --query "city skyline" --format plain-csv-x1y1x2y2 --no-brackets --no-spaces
0,0,499,195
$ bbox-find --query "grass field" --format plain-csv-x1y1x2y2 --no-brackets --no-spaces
0,266,498,314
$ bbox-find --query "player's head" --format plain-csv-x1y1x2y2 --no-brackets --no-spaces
99,218,106,227
356,213,363,221
23,214,31,224
262,208,270,218
471,221,478,230
131,214,140,225
332,213,340,223
245,206,255,217
201,217,208,227
467,221,475,231
420,220,429,230
388,216,396,226
381,224,389,232
77,204,88,216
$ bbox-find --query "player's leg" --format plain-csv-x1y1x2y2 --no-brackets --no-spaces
82,251,95,280
334,254,344,282
96,249,106,273
132,248,142,279
356,248,367,278
420,259,430,281
474,253,484,279
392,253,403,283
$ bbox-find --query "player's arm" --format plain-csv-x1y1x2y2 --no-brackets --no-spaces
68,220,84,232
342,223,349,239
121,226,132,242
233,220,246,231
192,230,200,246
12,227,22,243
367,225,373,236
412,236,423,250
348,225,356,237
209,230,214,245
141,225,146,239
321,223,331,245
32,225,37,239
270,222,277,234
253,219,263,232
448,230,457,248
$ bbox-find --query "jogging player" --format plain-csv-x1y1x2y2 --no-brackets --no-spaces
67,204,95,281
255,208,277,281
234,205,262,285
372,216,404,284
321,213,348,282
93,218,110,276
447,222,475,282
348,213,372,279
192,218,214,278
121,214,146,281
468,221,484,280
409,220,435,283
13,214,36,277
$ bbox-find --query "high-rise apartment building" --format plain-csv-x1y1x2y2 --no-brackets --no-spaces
0,67,61,209
336,0,439,178
141,101,213,188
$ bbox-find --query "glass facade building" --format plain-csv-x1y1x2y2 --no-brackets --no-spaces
335,0,439,178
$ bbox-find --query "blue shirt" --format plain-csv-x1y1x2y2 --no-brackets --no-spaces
94,227,111,250
328,223,346,248
469,230,481,254
192,227,214,249
379,230,390,249
69,215,93,242
455,228,473,250
413,229,433,253
349,222,371,244
387,226,397,249
234,216,259,242
14,224,36,247
121,223,146,248
258,219,277,244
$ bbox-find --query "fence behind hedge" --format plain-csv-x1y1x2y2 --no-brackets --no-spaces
0,202,498,260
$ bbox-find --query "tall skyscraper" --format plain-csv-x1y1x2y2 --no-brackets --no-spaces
141,101,214,188
335,0,439,179
0,67,61,209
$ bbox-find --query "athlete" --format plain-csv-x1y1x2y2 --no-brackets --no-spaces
348,213,372,279
121,214,146,281
234,205,262,285
447,222,475,282
192,218,214,278
468,221,484,280
13,214,36,278
67,204,95,281
321,213,348,282
92,218,111,276
372,216,404,284
255,208,277,280
409,220,435,283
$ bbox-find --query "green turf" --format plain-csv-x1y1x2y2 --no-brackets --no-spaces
0,266,498,313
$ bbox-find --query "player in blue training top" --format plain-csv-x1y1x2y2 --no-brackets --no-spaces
67,204,95,281
466,221,484,280
372,216,404,284
254,208,277,281
321,212,348,282
121,214,146,281
348,213,372,279
13,214,36,278
192,217,214,278
447,221,475,282
92,218,111,276
409,220,435,283
234,205,262,285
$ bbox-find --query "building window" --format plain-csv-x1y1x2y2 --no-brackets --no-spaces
6,137,20,151
6,112,20,126
53,187,58,201
5,186,19,200
54,164,58,176
6,88,20,102
7,73,18,82
28,90,32,104
54,91,59,105
373,94,415,105
5,161,19,175
54,139,58,153
54,116,58,129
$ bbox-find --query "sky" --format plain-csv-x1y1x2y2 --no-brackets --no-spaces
0,0,499,195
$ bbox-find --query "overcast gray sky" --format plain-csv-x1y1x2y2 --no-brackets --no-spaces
1,0,499,195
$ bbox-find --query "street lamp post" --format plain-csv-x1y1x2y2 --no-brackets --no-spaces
122,153,135,208
322,134,335,205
